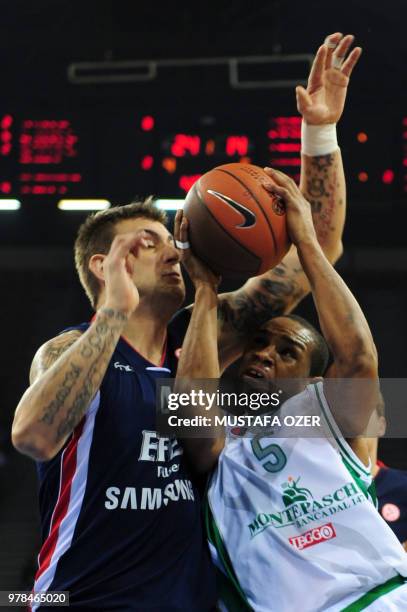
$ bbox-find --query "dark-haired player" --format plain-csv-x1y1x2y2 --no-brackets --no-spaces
179,168,407,610
12,32,358,610
239,313,330,380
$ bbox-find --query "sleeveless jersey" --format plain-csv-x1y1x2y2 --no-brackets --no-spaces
207,382,407,612
33,309,216,611
375,463,407,543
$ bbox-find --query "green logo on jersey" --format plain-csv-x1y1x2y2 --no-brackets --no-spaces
281,477,313,507
248,476,366,538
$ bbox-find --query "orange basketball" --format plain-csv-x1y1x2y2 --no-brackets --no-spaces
183,163,290,277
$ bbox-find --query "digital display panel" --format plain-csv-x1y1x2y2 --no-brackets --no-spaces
129,113,302,199
0,113,89,198
0,108,403,204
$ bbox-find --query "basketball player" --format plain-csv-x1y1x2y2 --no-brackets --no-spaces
365,398,407,551
178,169,407,610
11,33,358,610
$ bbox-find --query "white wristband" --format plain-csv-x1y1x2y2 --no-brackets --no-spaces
301,122,339,156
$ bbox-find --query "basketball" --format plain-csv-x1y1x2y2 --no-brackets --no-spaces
183,163,290,277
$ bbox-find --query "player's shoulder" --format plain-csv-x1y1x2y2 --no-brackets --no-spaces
33,328,84,360
30,327,84,384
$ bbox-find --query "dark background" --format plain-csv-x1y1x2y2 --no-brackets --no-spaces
1,0,407,594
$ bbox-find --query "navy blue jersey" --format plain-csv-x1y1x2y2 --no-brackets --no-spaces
375,462,407,544
33,308,216,611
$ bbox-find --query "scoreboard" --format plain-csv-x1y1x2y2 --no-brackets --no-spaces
0,115,89,199
0,107,404,205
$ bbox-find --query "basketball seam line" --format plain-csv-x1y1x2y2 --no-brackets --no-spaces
193,182,261,274
215,167,278,255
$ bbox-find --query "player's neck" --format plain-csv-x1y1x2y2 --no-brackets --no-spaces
122,307,169,365
366,437,379,476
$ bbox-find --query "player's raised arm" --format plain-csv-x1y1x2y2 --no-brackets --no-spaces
269,168,378,437
11,231,151,462
216,33,362,371
173,211,225,472
298,32,361,258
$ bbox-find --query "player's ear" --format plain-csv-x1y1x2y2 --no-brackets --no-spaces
378,416,387,437
89,253,107,283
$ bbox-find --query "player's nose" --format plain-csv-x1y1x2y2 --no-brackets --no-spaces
253,346,275,368
162,242,181,264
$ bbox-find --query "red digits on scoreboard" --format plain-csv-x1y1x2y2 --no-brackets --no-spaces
19,120,78,165
0,114,13,156
225,136,248,156
141,156,154,170
171,134,201,157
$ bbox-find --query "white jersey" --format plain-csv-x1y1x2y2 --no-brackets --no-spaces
207,382,407,612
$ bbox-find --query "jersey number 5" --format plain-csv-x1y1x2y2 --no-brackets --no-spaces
251,439,287,473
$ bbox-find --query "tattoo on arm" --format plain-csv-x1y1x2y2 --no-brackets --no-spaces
30,334,80,384
219,263,303,334
55,356,100,441
38,362,82,425
307,178,327,198
309,199,322,214
36,308,128,444
304,154,342,247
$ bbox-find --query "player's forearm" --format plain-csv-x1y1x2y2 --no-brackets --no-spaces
176,284,224,472
297,239,377,375
177,284,219,379
300,148,345,262
228,249,306,325
12,308,127,461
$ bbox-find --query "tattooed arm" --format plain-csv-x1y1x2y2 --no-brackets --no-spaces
12,310,129,462
297,32,361,259
300,150,344,259
213,34,362,371
12,230,151,461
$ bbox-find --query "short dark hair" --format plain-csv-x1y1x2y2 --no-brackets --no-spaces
74,198,167,308
284,314,330,376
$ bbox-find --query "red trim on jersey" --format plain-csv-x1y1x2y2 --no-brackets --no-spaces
35,418,86,580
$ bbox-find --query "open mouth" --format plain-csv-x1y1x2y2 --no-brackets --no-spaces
244,366,268,379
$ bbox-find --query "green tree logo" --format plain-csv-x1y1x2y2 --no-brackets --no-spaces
281,476,313,507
